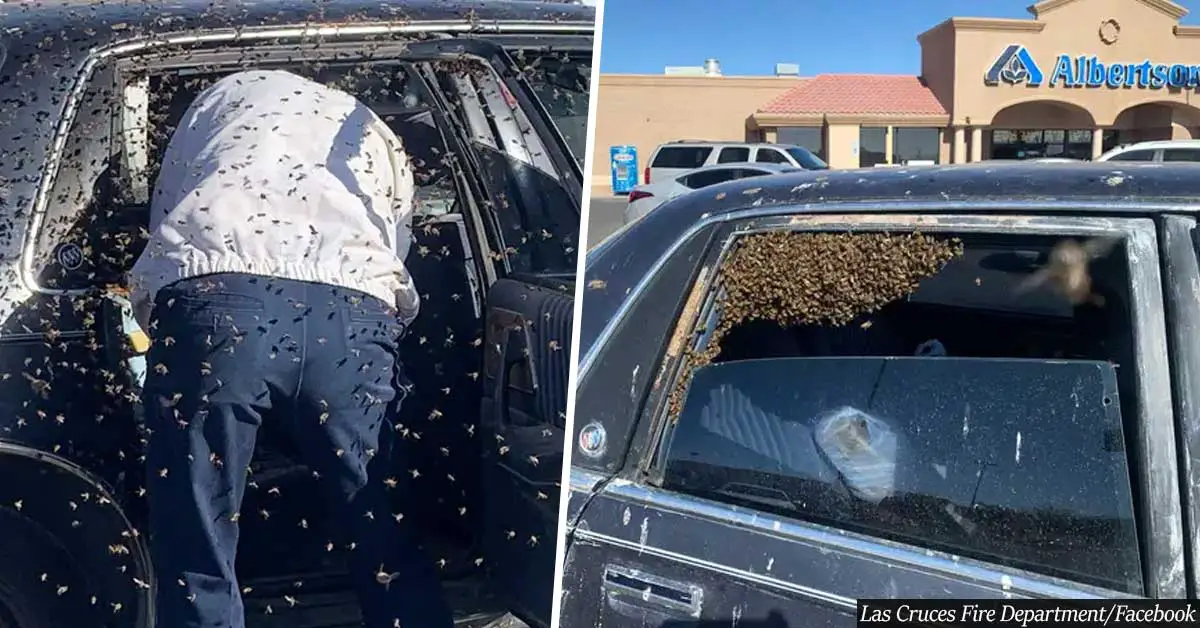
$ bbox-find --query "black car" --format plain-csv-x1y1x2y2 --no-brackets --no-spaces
567,162,1200,626
0,1,591,627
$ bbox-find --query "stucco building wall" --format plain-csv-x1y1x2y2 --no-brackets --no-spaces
590,0,1200,195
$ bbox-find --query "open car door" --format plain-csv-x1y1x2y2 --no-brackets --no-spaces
401,37,587,627
480,277,574,627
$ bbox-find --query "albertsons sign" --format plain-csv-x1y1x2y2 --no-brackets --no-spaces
985,44,1200,89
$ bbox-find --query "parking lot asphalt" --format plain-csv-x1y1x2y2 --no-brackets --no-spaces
586,195,625,250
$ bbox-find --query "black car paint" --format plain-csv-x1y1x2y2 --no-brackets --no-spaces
0,1,589,627
568,163,1200,626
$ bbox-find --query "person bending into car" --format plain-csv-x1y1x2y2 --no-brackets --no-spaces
127,69,454,628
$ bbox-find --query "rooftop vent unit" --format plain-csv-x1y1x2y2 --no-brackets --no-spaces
664,66,706,76
775,63,800,77
703,58,722,76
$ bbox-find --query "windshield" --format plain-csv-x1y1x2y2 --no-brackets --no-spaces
526,53,591,167
786,146,828,170
662,356,1141,594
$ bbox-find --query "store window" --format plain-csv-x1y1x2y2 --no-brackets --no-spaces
777,126,825,162
860,127,887,167
991,129,1094,161
892,127,940,165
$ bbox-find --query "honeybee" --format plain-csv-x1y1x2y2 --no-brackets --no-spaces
1015,237,1119,306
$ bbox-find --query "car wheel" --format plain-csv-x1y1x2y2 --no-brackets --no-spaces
0,508,96,628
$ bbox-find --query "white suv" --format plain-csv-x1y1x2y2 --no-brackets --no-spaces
644,141,827,184
1097,140,1200,163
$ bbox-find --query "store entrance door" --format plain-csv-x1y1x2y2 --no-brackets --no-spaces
990,129,1094,160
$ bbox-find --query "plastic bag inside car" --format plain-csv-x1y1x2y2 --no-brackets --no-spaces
813,406,898,503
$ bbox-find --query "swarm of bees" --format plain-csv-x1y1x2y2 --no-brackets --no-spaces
666,230,964,421
0,1,588,624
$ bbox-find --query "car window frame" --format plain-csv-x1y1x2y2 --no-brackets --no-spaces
1159,214,1200,597
24,31,598,293
610,211,1182,599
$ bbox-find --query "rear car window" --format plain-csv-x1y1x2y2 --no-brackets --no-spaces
1109,149,1156,162
652,146,713,169
1163,148,1200,162
657,229,1144,595
786,146,828,169
681,168,739,189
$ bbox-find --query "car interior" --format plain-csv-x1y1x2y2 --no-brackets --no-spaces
32,55,558,623
658,230,1145,594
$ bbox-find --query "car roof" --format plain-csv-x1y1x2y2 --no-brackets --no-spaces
0,0,590,51
1108,140,1200,152
655,141,799,150
0,0,591,221
649,161,1200,219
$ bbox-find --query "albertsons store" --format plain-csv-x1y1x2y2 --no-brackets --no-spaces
590,0,1200,189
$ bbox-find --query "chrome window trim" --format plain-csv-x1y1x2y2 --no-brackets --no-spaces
19,20,593,297
596,480,1131,602
581,210,1186,599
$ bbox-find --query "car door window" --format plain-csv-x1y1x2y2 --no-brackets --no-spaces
524,50,590,167
652,226,1154,596
1108,149,1156,162
35,39,588,290
652,146,713,169
716,147,750,163
754,148,790,164
1163,148,1200,162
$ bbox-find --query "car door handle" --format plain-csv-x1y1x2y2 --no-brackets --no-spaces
603,565,703,618
493,326,531,426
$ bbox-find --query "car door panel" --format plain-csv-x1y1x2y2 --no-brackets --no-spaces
480,277,574,628
567,482,1129,628
568,214,1173,626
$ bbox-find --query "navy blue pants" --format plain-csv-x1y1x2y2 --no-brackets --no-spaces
143,273,454,628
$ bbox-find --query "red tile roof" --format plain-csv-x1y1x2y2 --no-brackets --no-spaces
758,74,948,117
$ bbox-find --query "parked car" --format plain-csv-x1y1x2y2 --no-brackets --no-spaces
1097,139,1200,163
624,163,800,225
0,1,591,627
644,141,827,184
569,161,1200,626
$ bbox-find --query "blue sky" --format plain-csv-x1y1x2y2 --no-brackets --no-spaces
598,0,1200,76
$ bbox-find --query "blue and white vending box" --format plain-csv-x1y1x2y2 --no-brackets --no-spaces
610,145,638,195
